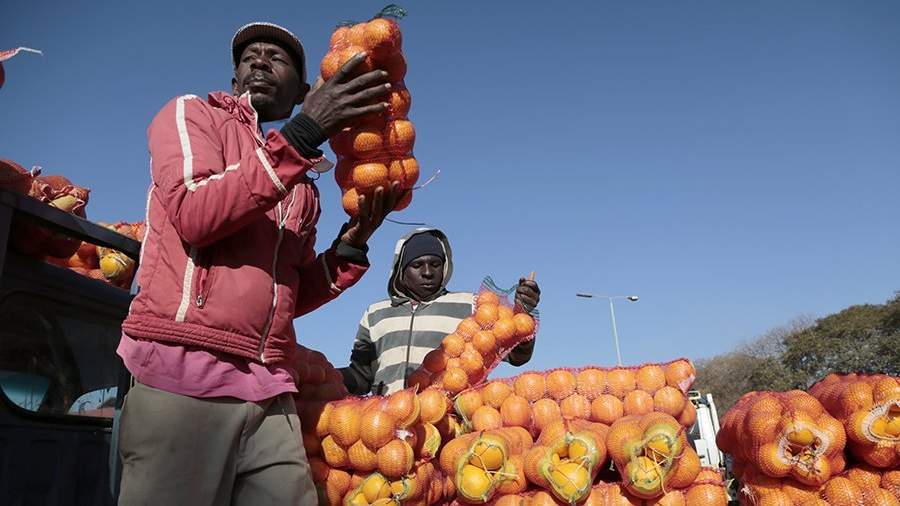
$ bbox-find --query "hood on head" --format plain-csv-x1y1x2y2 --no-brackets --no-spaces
388,228,453,304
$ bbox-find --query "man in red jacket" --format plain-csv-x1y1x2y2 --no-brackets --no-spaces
116,22,399,505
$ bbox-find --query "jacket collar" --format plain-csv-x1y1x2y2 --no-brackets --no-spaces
207,91,264,143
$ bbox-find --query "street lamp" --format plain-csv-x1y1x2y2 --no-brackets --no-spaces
575,293,639,366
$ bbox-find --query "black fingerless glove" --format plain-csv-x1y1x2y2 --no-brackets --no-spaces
280,113,327,159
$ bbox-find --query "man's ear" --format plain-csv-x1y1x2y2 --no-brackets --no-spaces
295,81,311,105
231,77,239,95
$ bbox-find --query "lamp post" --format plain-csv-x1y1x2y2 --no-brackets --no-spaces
575,293,639,366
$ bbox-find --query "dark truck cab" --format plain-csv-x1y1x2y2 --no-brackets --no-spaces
0,188,139,505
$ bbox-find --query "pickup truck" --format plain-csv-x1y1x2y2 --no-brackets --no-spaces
0,187,139,505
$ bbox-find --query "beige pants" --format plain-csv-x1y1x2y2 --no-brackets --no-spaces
117,382,316,506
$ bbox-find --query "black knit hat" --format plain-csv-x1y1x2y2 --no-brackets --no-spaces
399,233,446,270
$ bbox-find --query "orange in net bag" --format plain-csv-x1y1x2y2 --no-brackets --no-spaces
340,461,447,506
408,275,539,396
439,428,534,504
606,412,702,499
716,390,847,488
808,373,900,469
453,358,697,439
320,5,420,218
521,418,609,504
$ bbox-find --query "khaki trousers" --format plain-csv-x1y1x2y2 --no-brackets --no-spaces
117,382,316,506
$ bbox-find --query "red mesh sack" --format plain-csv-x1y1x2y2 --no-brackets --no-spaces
453,358,696,439
606,412,702,499
809,373,900,468
0,159,36,194
717,390,846,488
10,174,90,258
439,427,533,504
319,6,419,218
408,276,539,396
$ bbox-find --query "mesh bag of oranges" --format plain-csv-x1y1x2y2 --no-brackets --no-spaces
521,418,609,504
320,5,418,218
606,412,703,500
335,461,447,506
808,373,900,469
406,276,539,396
717,390,847,488
740,466,900,505
10,173,90,259
453,359,697,438
438,427,534,504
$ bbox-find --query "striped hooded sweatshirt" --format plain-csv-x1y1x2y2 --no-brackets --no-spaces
340,229,535,395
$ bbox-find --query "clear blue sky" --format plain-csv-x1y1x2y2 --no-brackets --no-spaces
3,1,899,374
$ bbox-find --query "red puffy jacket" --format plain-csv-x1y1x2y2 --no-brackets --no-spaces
122,92,367,365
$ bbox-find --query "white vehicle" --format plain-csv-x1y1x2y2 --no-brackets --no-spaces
686,390,725,470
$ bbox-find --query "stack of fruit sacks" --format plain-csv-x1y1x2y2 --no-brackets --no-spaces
439,427,534,504
320,9,417,217
300,386,455,506
406,286,538,395
604,412,703,500
46,221,144,289
740,465,900,505
717,390,847,491
809,373,900,469
453,359,697,438
10,173,90,259
520,419,609,504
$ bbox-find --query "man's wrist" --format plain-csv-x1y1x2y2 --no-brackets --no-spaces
336,240,369,265
280,113,327,159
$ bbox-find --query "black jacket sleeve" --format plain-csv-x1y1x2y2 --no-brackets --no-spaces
340,319,377,395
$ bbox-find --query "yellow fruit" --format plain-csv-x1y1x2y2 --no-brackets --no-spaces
457,464,494,503
361,473,393,503
548,461,591,503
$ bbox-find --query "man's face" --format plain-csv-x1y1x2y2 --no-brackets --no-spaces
401,255,445,301
232,41,309,122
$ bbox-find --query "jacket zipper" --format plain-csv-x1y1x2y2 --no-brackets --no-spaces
402,304,418,388
257,188,298,362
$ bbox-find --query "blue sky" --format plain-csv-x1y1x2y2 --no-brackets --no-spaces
3,1,899,375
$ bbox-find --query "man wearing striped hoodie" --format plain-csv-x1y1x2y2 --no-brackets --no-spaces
341,228,541,395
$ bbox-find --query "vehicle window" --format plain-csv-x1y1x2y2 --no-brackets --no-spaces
0,292,121,419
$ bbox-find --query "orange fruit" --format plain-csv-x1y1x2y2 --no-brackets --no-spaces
322,435,350,468
491,318,518,348
546,370,577,400
418,389,449,424
456,318,481,339
362,18,401,58
864,489,900,506
500,395,533,427
329,26,350,47
330,403,362,446
482,381,514,409
455,390,484,421
387,157,419,190
472,330,497,356
472,405,503,431
754,490,792,506
872,376,900,404
422,349,447,373
664,360,695,392
459,348,485,380
591,394,625,425
314,402,333,437
376,440,414,479
344,126,384,159
514,373,546,402
347,440,379,472
654,386,686,417
607,369,637,399
497,305,515,320
476,291,501,306
321,45,373,81
512,313,536,337
406,368,431,391
624,390,654,416
533,398,563,431
684,483,727,506
576,368,607,400
351,162,389,192
386,389,420,428
665,447,700,489
457,464,495,503
443,367,469,394
474,303,500,329
649,490,685,506
360,409,399,449
636,365,667,394
755,442,790,477
780,481,821,504
495,456,528,495
346,22,368,46
441,333,465,357
883,470,900,496
341,188,360,218
325,468,352,506
822,476,863,506
384,119,415,156
560,393,591,419
383,51,406,82
677,402,697,427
